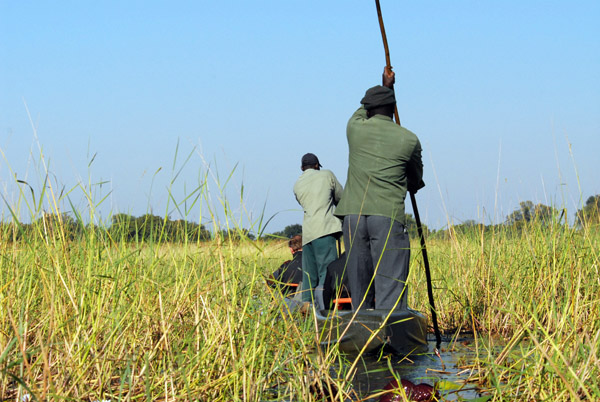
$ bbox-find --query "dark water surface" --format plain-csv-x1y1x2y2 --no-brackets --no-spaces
347,335,496,401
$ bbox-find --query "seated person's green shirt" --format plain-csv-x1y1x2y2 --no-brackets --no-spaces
335,106,424,225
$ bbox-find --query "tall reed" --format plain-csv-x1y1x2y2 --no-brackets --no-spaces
408,220,600,400
0,145,355,401
1,146,598,400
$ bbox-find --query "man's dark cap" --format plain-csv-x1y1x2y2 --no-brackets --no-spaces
301,153,322,168
360,85,396,110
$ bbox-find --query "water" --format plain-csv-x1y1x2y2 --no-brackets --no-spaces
263,333,499,401
347,335,496,401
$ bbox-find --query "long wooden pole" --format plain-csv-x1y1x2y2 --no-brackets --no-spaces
375,0,442,349
375,2,400,125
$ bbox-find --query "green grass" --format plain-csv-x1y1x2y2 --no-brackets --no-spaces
1,148,599,400
0,225,352,401
409,222,600,400
2,212,598,401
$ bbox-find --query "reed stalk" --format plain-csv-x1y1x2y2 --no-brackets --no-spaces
1,146,598,400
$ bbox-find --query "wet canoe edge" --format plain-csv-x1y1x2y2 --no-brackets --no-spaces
315,308,429,355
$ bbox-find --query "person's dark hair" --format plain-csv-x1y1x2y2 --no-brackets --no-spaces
288,234,302,252
301,163,320,171
366,103,395,118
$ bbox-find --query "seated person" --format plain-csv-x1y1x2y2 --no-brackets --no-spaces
322,252,351,310
268,235,303,296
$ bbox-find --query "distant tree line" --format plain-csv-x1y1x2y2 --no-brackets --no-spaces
2,194,598,244
110,213,212,242
268,214,429,241
269,194,600,241
500,196,599,230
1,212,90,242
432,195,600,238
269,224,302,239
0,213,258,243
576,195,600,228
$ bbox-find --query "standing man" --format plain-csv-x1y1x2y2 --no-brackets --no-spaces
335,67,425,311
294,153,343,309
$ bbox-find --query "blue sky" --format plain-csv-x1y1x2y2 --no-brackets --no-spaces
1,1,599,232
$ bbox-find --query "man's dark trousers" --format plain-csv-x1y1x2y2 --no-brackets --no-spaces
342,214,410,310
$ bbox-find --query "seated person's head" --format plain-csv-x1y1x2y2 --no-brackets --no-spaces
288,235,302,254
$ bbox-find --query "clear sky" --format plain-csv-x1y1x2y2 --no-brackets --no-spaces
1,1,599,232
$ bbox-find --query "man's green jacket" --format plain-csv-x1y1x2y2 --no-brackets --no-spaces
335,106,424,225
294,169,343,245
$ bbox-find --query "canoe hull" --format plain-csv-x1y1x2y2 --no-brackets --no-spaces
315,309,428,355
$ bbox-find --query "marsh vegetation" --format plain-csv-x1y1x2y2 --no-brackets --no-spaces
0,176,598,401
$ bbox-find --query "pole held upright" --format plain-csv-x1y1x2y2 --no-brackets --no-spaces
375,0,400,125
374,0,442,350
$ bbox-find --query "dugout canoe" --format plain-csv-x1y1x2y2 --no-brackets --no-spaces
315,308,428,355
